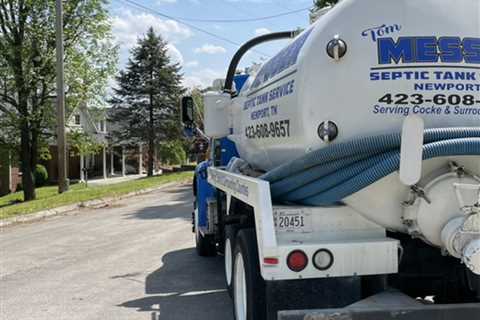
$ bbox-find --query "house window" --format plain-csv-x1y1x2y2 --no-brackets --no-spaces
74,114,81,125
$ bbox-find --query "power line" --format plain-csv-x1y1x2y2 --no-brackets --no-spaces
118,0,309,23
115,0,271,58
151,7,311,23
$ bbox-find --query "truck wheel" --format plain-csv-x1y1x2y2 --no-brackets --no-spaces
224,225,237,297
232,229,266,320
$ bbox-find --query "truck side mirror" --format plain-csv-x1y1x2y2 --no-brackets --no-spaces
181,96,195,129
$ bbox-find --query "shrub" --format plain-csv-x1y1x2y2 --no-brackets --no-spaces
159,141,187,166
34,164,49,187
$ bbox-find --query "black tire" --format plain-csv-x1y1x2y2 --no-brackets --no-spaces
194,200,216,257
224,225,237,297
232,229,267,320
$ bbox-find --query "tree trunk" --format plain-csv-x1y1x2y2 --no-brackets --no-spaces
11,23,36,201
147,88,154,177
30,125,39,176
20,121,36,201
17,73,36,201
148,137,154,176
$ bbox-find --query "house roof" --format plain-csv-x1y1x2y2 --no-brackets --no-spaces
67,104,107,134
62,104,107,145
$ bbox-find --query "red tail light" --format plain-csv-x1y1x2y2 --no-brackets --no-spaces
264,257,279,265
287,250,308,272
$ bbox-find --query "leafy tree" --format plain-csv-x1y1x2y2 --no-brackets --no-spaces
68,130,103,187
110,27,185,177
0,0,117,201
68,130,103,159
158,140,187,166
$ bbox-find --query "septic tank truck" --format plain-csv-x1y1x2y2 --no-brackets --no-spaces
180,0,480,319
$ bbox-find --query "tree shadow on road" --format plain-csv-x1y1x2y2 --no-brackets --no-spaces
123,185,193,221
118,247,233,320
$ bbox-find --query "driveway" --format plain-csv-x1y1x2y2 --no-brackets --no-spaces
0,183,233,320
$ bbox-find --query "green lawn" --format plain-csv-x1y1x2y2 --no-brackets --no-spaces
0,172,193,219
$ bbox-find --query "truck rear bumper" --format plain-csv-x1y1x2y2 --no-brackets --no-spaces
278,291,480,320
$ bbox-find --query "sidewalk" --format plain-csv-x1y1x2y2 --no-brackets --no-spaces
87,174,148,186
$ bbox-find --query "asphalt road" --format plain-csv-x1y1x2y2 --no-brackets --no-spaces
0,183,233,320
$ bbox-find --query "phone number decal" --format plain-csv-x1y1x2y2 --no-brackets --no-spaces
245,120,291,139
374,93,480,116
378,93,480,106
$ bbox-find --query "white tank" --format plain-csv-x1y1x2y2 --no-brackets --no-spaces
217,0,480,272
229,0,480,171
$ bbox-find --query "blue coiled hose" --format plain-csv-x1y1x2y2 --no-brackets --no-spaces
260,128,480,206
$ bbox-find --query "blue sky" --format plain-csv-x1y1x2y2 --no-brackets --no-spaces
108,0,314,88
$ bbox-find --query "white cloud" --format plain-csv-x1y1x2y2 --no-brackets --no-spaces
194,44,227,54
183,68,224,88
112,10,192,46
254,27,272,36
165,43,184,65
112,10,192,66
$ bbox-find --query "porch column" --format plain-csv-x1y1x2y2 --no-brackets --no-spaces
102,146,107,180
121,146,126,177
110,148,115,176
138,144,143,175
80,154,85,182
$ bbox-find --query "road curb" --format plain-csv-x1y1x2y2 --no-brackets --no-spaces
0,179,191,228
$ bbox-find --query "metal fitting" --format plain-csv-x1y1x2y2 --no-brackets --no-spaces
318,121,339,142
326,35,347,61
441,214,480,275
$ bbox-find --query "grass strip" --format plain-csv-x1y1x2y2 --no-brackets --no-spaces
0,172,193,219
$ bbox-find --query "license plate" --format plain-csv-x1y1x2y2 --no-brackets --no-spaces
273,210,312,233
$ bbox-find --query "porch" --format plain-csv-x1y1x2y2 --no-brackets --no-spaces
43,144,150,184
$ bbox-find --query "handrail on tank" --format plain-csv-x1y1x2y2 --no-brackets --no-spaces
223,31,299,97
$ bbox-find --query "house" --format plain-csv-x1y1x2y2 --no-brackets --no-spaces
0,105,147,197
42,104,145,183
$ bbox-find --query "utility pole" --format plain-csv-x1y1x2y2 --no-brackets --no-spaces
56,0,69,193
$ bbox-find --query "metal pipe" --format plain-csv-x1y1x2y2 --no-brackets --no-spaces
223,31,299,96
